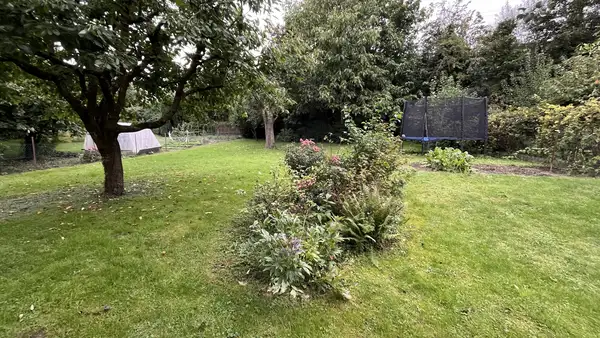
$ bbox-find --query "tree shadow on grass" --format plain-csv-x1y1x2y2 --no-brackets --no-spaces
0,179,167,221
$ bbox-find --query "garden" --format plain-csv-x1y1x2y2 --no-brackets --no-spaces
1,0,600,337
1,140,599,337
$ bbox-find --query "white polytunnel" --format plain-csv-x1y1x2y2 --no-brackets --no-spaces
83,123,161,155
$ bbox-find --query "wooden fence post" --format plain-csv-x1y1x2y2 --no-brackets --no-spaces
31,136,37,165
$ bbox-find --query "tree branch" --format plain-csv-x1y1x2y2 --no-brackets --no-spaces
128,11,160,24
86,77,99,114
98,72,114,110
0,56,87,116
77,70,87,101
184,84,223,97
117,47,209,133
34,50,103,77
0,56,60,81
115,22,166,113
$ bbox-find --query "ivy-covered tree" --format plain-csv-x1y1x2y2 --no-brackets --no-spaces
0,0,265,196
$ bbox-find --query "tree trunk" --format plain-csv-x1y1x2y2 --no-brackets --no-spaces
264,112,275,149
96,134,125,197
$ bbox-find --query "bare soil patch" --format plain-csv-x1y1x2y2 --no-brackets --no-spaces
411,162,560,176
473,164,558,176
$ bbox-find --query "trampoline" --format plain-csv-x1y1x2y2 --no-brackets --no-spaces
401,96,488,151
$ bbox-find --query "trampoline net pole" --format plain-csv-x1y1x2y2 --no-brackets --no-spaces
460,96,465,150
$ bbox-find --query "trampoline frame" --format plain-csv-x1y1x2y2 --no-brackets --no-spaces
401,96,489,152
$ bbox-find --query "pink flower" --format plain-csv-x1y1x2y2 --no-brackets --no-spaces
330,155,341,164
300,138,316,147
595,79,600,85
312,145,321,152
296,177,316,190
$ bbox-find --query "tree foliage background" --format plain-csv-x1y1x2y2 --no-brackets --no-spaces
233,0,599,141
1,0,600,182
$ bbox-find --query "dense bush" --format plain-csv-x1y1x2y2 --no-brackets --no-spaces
236,119,411,297
343,121,407,195
485,99,600,176
284,139,326,174
536,99,600,175
80,150,103,163
336,187,404,252
425,147,473,173
238,212,342,297
487,107,540,154
276,128,298,142
235,172,301,230
0,143,7,160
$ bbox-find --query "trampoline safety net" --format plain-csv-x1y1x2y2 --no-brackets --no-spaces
401,97,488,141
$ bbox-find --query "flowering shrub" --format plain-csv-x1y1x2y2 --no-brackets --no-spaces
284,138,326,174
236,119,412,297
425,147,474,173
238,211,342,297
343,120,407,195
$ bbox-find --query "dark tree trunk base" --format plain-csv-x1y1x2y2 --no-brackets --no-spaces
97,135,125,197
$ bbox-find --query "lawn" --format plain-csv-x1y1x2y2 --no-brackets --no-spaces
54,141,83,153
1,140,599,337
1,138,83,159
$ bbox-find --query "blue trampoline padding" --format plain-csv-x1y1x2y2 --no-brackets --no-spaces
402,136,460,141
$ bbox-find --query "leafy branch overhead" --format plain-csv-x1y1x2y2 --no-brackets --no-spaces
0,0,267,196
0,0,263,133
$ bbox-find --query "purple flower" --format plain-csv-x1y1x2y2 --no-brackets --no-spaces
290,238,304,254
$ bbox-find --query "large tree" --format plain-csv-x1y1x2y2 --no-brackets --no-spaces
418,0,485,95
468,20,532,104
284,0,423,119
0,0,265,196
520,0,600,61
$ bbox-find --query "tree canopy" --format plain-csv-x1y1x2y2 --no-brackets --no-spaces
0,0,267,195
2,0,600,193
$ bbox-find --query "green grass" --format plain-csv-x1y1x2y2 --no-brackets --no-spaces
54,141,83,153
1,139,83,159
1,140,599,337
0,139,26,158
